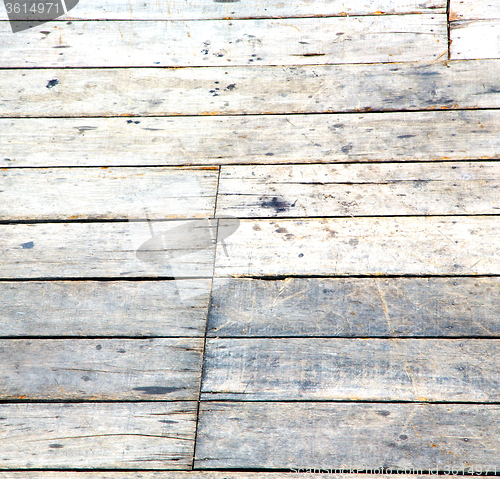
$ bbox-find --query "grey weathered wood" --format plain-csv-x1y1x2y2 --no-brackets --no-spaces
0,339,203,400
6,60,500,117
450,0,500,21
195,402,500,469
450,20,500,60
214,217,500,277
0,280,209,337
208,277,500,337
3,110,500,167
0,221,218,279
0,402,196,469
202,338,500,401
0,167,218,221
0,0,446,20
0,15,447,68
217,162,500,218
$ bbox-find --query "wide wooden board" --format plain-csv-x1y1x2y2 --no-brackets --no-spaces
3,110,500,167
195,402,500,469
214,216,500,277
217,162,500,217
0,338,203,400
208,277,500,337
5,59,500,117
0,167,218,221
450,1,500,21
0,280,210,337
0,402,196,469
0,15,446,68
450,20,500,60
202,338,500,401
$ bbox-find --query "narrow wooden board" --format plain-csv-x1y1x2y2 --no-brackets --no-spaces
0,167,218,221
0,0,446,20
208,277,500,337
195,402,500,469
450,20,500,60
0,15,446,68
214,217,500,277
450,1,500,21
6,59,500,117
0,402,196,469
0,475,471,479
3,110,500,167
0,221,218,279
217,162,500,218
201,338,500,401
0,280,210,337
0,338,203,400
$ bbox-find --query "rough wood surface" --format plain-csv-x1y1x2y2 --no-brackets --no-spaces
195,402,500,469
450,20,500,60
3,110,500,168
217,162,500,218
0,339,203,400
0,402,196,469
202,338,500,401
0,280,210,337
0,15,447,68
208,277,500,338
214,217,500,277
450,1,500,21
0,0,446,20
0,167,218,221
5,60,500,117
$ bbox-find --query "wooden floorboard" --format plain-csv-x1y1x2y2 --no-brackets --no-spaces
450,0,500,21
450,20,500,60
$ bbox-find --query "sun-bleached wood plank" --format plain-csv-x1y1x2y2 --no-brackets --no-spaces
0,0,446,21
450,1,500,21
2,110,500,167
217,162,500,218
0,167,218,221
0,280,209,337
0,15,446,68
0,402,196,469
0,339,202,400
202,338,500,401
207,277,500,337
195,402,500,469
6,59,500,117
450,20,500,60
0,221,218,279
214,217,500,277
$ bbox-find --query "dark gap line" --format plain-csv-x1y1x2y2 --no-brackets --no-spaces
198,399,500,405
204,336,500,340
0,276,212,282
0,399,198,404
446,0,452,60
0,336,204,340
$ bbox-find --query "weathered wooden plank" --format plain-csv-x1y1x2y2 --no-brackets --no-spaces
0,167,218,221
195,402,500,469
217,162,500,218
0,339,203,400
202,338,500,401
0,221,218,279
0,280,209,337
450,20,500,60
3,110,500,167
5,60,500,117
0,15,446,68
208,277,500,337
214,217,500,277
0,402,196,469
0,0,446,21
0,475,470,479
450,1,500,21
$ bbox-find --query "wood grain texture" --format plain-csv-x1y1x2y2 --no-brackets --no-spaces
0,15,447,68
201,338,500,401
450,1,500,21
0,339,203,400
5,60,500,117
208,277,500,337
214,217,500,277
0,280,210,337
217,162,500,218
0,221,218,279
450,20,500,60
0,0,446,20
0,167,218,221
195,402,500,469
3,110,500,168
0,402,196,469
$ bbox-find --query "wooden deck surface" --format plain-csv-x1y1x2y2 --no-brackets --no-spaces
1,0,500,476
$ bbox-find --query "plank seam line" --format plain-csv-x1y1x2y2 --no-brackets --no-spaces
198,399,500,405
204,336,500,340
